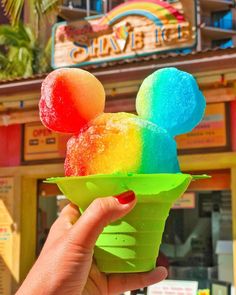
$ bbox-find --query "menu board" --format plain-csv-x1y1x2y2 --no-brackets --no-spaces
176,103,228,151
0,177,14,295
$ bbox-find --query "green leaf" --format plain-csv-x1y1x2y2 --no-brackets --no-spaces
0,24,35,48
0,52,9,67
0,23,37,79
0,21,52,80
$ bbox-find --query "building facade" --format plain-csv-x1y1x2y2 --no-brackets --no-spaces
0,0,236,294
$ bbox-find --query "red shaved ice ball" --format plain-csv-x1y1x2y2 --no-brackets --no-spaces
39,68,105,133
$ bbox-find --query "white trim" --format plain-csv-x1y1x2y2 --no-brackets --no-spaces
0,79,44,91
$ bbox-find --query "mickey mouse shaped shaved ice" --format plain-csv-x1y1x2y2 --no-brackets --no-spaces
39,67,206,176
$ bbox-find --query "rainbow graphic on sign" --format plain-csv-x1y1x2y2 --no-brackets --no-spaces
99,0,186,26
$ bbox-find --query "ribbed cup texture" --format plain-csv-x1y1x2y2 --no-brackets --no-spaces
94,194,172,273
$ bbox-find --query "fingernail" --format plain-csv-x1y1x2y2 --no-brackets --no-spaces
114,191,135,204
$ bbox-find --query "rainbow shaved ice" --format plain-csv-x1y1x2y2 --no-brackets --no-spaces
65,113,179,176
39,67,205,176
40,67,207,273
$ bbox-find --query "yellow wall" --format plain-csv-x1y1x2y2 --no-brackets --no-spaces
0,164,63,294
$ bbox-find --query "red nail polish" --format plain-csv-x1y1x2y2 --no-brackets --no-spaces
114,191,135,204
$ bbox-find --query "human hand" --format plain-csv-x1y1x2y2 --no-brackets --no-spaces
16,191,167,295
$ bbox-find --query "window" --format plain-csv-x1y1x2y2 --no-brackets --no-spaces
211,10,233,30
63,0,103,13
109,0,124,10
212,38,233,49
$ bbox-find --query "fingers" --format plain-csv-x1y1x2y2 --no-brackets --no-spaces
69,191,136,251
108,266,168,294
48,203,81,239
60,202,81,225
39,203,80,254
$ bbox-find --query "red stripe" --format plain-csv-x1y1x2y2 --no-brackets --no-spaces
100,0,185,25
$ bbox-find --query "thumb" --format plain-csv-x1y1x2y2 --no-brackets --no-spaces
69,191,136,251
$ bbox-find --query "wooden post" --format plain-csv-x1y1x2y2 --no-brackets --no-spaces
230,168,236,286
11,175,21,294
19,177,37,283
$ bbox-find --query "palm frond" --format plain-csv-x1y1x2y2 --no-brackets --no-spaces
0,23,51,79
1,0,62,26
1,0,24,26
0,23,35,79
0,26,23,47
0,24,35,48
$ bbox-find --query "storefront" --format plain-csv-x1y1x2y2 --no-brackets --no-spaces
1,0,236,294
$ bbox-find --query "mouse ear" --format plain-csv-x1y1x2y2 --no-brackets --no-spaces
39,68,105,133
136,68,206,136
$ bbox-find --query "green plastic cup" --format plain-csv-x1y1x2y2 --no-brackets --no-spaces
46,173,208,273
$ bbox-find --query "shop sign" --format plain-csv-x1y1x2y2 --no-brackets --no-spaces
172,192,195,209
147,280,198,295
176,103,228,151
52,0,196,68
23,122,69,161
